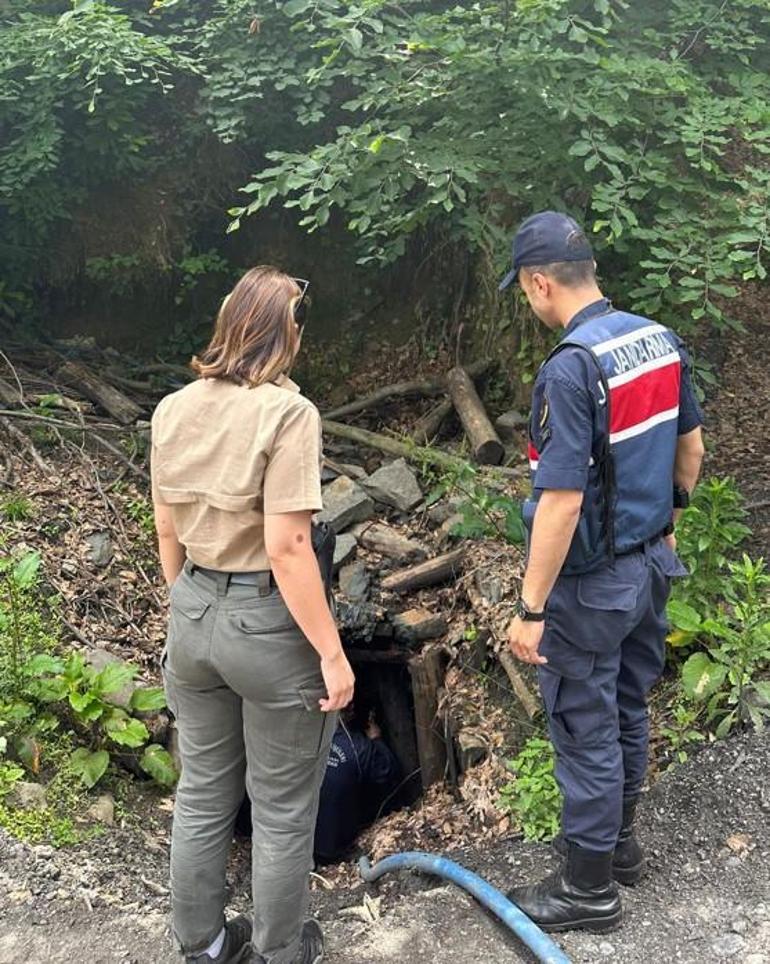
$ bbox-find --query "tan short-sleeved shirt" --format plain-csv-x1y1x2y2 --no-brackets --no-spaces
151,374,323,572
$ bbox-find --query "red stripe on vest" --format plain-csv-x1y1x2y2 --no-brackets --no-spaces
610,363,681,435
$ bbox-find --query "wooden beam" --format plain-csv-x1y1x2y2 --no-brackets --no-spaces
380,547,465,594
409,645,448,790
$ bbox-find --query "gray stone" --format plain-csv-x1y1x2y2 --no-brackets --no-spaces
474,567,503,605
315,476,375,533
85,531,113,568
361,458,423,512
730,919,748,934
495,409,527,441
335,461,368,481
332,533,357,572
339,562,370,602
392,608,448,645
597,942,615,957
86,650,136,709
426,498,463,528
10,782,48,811
710,934,745,958
87,793,115,825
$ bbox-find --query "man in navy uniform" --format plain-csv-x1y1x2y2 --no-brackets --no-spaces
502,211,705,932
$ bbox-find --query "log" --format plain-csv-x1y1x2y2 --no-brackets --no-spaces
447,366,504,465
352,522,427,563
392,608,448,645
322,358,490,421
58,360,144,424
498,648,541,720
380,547,465,594
322,419,465,472
409,645,448,789
413,397,453,445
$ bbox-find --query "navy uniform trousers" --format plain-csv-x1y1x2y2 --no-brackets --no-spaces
538,538,686,852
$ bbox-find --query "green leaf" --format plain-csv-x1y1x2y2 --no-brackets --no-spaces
25,654,65,676
667,600,701,633
13,552,41,588
69,748,109,788
140,744,178,786
104,711,149,748
346,27,363,53
681,652,727,701
95,661,136,697
129,687,167,713
283,0,311,16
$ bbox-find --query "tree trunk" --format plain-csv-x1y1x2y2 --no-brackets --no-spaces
447,366,504,465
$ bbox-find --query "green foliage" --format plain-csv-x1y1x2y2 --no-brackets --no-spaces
427,462,525,546
677,555,770,737
1,1,767,337
499,737,562,841
125,496,155,535
0,549,177,801
0,493,34,523
659,696,706,766
670,478,751,621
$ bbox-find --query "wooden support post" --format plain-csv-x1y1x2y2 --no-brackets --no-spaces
58,360,144,425
447,366,504,465
380,547,465,594
409,645,448,790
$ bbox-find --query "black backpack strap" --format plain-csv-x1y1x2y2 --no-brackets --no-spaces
544,340,616,561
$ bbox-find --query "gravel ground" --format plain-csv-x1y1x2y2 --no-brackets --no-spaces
1,726,768,964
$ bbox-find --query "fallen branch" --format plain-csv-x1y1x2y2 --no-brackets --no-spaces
381,547,466,594
413,397,453,445
321,419,466,472
58,359,144,424
498,648,540,720
322,358,490,421
0,417,54,477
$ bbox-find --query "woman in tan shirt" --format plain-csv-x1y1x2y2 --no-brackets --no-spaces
152,266,354,964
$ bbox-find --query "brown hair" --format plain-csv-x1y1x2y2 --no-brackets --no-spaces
191,266,301,386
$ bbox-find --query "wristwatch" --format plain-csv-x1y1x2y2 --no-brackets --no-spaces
515,598,546,622
673,485,690,510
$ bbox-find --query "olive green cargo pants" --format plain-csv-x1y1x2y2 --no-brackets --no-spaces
162,562,336,962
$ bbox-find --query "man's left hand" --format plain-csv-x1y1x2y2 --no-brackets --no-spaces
507,616,548,665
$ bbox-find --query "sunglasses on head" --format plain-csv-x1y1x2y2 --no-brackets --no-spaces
292,278,311,329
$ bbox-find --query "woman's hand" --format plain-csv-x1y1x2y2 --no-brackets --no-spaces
319,649,355,712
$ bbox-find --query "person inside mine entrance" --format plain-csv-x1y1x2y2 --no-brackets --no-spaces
235,704,402,865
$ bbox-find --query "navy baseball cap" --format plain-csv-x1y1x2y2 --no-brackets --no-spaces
499,211,594,291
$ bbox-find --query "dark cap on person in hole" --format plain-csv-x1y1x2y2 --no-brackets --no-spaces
499,211,594,291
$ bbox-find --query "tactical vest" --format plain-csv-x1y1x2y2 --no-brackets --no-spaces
526,309,682,574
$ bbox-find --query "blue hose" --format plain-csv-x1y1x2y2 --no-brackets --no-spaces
359,851,571,964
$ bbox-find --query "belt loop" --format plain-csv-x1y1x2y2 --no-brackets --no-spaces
183,559,195,577
257,571,272,598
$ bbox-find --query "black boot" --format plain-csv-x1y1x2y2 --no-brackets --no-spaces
552,799,645,886
612,798,644,886
242,920,324,964
185,915,253,963
508,843,622,933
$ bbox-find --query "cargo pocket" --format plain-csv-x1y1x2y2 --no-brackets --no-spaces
294,686,336,759
539,640,603,746
653,542,690,579
570,562,643,654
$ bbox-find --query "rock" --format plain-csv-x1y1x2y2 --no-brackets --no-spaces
710,934,744,958
86,650,136,709
392,608,448,645
426,498,463,528
474,567,503,605
315,476,375,533
361,458,423,512
495,409,527,441
9,782,48,811
332,532,357,572
85,531,113,568
353,522,427,562
437,513,464,548
456,728,488,771
597,942,615,957
87,793,115,825
338,562,370,602
730,919,748,934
